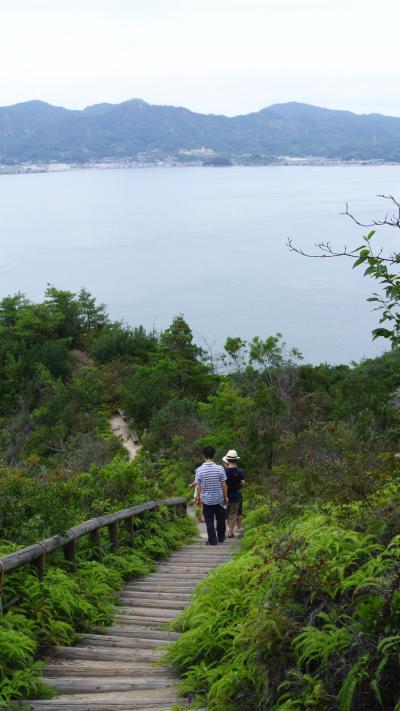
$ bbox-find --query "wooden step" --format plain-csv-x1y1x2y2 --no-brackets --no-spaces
145,571,205,579
116,606,178,618
168,556,230,563
121,590,191,600
125,583,197,593
143,574,204,582
43,677,177,694
102,627,180,641
115,614,173,625
78,634,172,649
25,695,183,709
44,665,176,678
48,647,158,663
155,564,216,572
28,686,181,705
26,704,181,710
119,597,187,609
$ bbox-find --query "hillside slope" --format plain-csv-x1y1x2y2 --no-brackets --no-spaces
1,99,400,163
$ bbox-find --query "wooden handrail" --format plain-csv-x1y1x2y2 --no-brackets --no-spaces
0,497,187,580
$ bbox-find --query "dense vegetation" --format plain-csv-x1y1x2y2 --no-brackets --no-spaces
2,279,400,708
168,488,400,710
2,99,400,164
163,219,400,709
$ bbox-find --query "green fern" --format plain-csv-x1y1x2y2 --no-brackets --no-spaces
337,654,370,711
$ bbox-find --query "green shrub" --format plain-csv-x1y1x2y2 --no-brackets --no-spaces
167,498,400,710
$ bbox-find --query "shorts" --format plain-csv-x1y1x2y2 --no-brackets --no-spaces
227,501,240,523
237,498,243,516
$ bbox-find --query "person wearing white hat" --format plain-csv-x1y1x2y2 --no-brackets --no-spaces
223,450,245,538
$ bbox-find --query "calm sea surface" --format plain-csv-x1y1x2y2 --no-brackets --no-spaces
1,165,400,364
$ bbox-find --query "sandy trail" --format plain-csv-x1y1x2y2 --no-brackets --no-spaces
109,414,141,460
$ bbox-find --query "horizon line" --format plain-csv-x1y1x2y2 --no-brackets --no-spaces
1,97,400,120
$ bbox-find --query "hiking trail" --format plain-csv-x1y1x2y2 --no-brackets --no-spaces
25,517,234,710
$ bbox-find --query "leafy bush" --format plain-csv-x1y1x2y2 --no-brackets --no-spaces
167,494,400,710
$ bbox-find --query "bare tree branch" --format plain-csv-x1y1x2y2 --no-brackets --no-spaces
341,195,400,229
286,237,359,259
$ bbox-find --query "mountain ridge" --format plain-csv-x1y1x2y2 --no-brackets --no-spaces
1,98,400,164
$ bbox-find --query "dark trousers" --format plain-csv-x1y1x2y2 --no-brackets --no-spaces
203,503,226,545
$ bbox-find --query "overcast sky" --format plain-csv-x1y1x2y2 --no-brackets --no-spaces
0,0,399,116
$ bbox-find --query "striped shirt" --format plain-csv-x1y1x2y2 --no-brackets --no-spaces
195,462,226,505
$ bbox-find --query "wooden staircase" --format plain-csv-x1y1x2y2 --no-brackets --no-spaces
25,528,234,710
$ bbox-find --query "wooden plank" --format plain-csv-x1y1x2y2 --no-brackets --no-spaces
23,701,178,710
78,634,172,649
121,591,191,600
114,614,171,625
102,628,180,640
48,647,158,662
43,665,176,678
119,597,186,609
43,677,176,694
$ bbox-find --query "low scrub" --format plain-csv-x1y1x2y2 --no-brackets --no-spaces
167,489,400,710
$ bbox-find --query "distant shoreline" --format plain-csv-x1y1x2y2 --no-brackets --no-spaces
1,158,400,176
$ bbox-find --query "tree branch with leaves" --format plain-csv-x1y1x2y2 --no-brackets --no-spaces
287,194,400,347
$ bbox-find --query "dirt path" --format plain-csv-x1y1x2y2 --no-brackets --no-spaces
71,351,141,462
109,414,141,460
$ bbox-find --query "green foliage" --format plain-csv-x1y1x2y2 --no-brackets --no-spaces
122,316,216,429
89,323,157,364
2,282,400,711
167,496,400,710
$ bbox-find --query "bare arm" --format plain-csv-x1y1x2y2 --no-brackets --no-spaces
222,480,228,503
195,483,202,504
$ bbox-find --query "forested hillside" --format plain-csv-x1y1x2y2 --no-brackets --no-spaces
2,99,400,163
2,284,400,708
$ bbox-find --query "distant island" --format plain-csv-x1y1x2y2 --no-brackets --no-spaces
2,98,400,173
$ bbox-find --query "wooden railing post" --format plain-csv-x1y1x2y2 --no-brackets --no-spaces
124,516,135,547
90,529,103,562
34,543,46,580
64,540,77,572
167,505,175,521
108,521,119,552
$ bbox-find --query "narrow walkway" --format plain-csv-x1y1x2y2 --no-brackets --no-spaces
27,521,234,710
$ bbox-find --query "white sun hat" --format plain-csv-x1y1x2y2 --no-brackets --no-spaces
225,449,240,461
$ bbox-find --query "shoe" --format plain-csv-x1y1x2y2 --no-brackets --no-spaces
227,534,234,538
218,538,225,543
206,541,218,546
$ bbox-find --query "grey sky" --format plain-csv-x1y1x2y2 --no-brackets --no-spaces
1,0,399,116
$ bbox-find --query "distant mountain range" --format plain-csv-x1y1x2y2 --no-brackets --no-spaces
1,99,400,165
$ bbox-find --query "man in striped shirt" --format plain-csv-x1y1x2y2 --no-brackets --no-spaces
195,445,228,545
